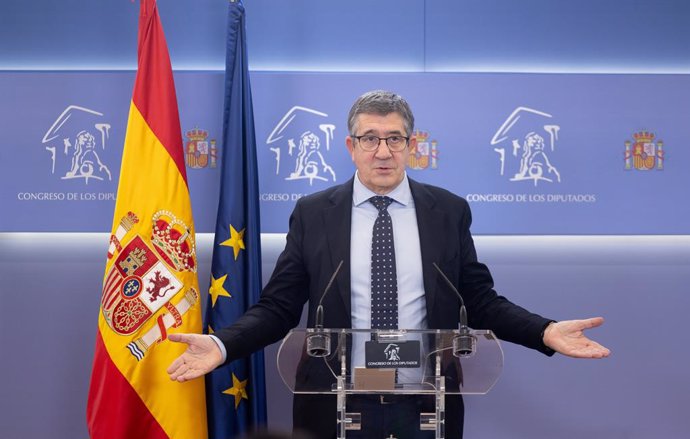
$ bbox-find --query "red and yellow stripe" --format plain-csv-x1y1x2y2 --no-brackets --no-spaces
87,1,206,438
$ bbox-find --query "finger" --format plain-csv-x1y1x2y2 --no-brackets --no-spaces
569,339,611,359
168,333,190,344
593,347,611,358
169,362,200,382
171,366,190,382
588,340,611,357
580,346,610,359
168,363,185,381
167,356,186,376
176,368,204,382
576,317,605,330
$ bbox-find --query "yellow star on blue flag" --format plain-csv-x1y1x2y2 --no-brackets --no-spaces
220,224,245,260
209,274,231,307
222,373,249,409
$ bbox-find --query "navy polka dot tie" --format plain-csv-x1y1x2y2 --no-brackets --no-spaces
370,196,398,330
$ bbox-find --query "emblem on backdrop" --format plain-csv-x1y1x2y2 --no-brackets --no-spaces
624,130,664,171
407,130,439,170
184,128,218,169
490,107,561,186
265,106,337,185
42,105,113,184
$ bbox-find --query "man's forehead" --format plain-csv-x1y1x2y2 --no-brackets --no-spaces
355,112,406,131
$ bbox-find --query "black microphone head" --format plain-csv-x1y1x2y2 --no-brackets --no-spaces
460,305,468,329
455,306,475,356
315,304,324,329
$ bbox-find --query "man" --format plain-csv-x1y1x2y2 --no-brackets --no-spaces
168,90,610,438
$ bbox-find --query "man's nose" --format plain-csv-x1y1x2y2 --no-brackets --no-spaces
374,141,393,158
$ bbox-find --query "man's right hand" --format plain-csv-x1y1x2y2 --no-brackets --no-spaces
166,333,223,382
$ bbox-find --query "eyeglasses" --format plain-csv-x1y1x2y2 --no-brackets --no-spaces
353,134,409,152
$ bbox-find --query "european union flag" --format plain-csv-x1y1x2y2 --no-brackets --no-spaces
205,1,267,437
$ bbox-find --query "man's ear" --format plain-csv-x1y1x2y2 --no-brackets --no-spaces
346,136,355,160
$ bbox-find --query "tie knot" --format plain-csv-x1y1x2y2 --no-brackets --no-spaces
370,196,393,212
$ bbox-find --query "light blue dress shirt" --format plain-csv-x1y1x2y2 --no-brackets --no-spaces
350,172,427,383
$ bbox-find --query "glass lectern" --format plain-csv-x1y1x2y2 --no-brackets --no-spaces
277,328,503,439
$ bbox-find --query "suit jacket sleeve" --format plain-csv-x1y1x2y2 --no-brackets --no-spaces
456,199,553,355
214,197,311,363
419,183,554,356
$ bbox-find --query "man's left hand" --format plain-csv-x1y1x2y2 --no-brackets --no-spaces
543,317,610,359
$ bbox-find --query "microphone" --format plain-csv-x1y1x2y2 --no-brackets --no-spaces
432,262,476,358
307,260,344,357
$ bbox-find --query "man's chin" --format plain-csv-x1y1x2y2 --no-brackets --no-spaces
370,176,403,194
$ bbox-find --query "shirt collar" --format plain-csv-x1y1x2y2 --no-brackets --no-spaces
352,171,411,207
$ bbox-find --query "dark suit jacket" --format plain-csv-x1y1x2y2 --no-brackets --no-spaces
215,177,553,438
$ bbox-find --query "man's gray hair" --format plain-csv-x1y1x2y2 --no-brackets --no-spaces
347,90,415,136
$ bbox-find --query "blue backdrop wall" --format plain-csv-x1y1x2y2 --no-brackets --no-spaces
1,1,689,438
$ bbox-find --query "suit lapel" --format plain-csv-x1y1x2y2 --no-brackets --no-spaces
409,178,447,318
323,178,354,319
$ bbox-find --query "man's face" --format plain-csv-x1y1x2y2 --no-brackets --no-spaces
346,112,415,195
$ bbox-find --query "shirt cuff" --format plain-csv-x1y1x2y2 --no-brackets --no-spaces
209,334,227,363
541,320,557,356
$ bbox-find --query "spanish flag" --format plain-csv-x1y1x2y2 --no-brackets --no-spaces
87,1,207,438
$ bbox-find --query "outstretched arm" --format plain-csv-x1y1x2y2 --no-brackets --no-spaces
166,333,224,382
543,317,610,359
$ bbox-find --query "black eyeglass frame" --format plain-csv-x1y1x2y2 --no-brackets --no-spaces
352,134,410,152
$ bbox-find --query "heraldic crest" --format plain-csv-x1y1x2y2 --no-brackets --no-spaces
101,210,199,361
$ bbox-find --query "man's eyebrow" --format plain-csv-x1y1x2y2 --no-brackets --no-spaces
355,127,405,136
359,129,405,135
